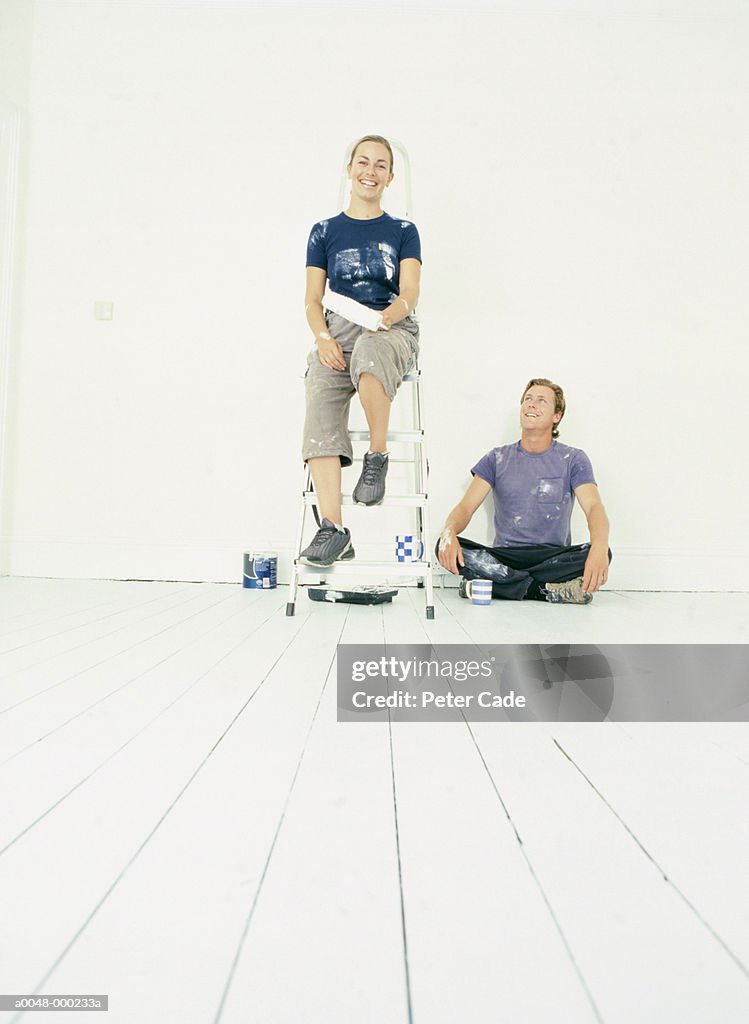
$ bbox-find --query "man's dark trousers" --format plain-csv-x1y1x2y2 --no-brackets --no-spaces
437,538,612,601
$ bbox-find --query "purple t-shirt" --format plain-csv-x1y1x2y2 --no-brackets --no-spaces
471,441,596,547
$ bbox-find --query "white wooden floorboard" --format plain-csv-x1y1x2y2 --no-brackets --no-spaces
440,588,749,644
0,584,256,719
0,590,296,998
0,586,245,758
551,723,749,968
467,725,749,1023
0,588,276,851
381,591,598,1023
437,586,628,644
0,577,102,632
2,598,352,1024
392,725,601,1023
406,585,480,642
0,584,202,681
698,724,749,767
216,603,412,1024
0,579,747,1024
0,579,185,649
0,579,177,636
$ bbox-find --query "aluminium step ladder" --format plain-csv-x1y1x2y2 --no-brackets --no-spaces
286,358,435,618
286,138,434,619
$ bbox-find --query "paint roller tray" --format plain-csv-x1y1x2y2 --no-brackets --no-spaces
308,586,398,605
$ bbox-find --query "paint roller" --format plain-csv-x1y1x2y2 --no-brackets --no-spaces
323,288,384,332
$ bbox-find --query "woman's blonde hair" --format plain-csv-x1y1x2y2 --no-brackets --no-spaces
348,135,394,173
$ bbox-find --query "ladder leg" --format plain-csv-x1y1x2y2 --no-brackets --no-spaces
414,368,435,618
287,465,311,616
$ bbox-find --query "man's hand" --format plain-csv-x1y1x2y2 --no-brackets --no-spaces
583,543,609,594
317,335,346,371
436,480,492,575
437,528,464,575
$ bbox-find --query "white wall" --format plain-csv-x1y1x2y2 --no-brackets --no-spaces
0,0,34,576
3,0,748,588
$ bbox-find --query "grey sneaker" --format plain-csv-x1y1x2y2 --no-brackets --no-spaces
299,519,355,566
458,578,469,599
544,577,593,605
353,452,389,506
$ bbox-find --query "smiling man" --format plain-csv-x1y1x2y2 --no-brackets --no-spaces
436,378,611,604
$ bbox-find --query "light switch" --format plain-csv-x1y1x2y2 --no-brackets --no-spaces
94,301,114,321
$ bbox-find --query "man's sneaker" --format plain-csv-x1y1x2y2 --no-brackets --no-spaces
458,578,469,599
544,577,593,605
299,519,355,566
353,451,389,506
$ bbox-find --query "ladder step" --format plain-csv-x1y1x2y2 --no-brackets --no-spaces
379,457,421,465
348,430,423,443
296,560,433,578
303,492,427,508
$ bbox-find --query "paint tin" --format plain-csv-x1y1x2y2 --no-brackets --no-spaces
243,551,278,590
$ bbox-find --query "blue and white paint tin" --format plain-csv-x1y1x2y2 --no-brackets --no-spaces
243,551,278,589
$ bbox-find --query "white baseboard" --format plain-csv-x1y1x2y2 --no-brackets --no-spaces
599,546,742,592
2,538,252,584
1,539,745,592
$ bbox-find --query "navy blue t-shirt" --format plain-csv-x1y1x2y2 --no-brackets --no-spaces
306,212,422,311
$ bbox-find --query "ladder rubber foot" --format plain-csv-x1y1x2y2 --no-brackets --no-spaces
286,602,296,617
417,580,424,588
426,606,435,619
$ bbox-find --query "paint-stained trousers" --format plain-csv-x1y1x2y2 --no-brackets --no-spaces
437,537,613,600
303,311,419,467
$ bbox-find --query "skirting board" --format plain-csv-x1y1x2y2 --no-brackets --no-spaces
0,539,746,593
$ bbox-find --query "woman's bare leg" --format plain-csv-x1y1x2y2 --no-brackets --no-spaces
358,372,391,452
307,456,343,524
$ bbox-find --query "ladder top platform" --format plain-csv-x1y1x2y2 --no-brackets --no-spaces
303,492,427,508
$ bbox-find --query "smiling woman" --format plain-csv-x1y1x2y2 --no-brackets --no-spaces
298,134,423,568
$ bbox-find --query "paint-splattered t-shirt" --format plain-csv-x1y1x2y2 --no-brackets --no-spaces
306,212,421,311
471,441,596,547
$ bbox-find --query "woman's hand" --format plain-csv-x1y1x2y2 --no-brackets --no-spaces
379,295,410,330
316,334,346,371
378,261,420,331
